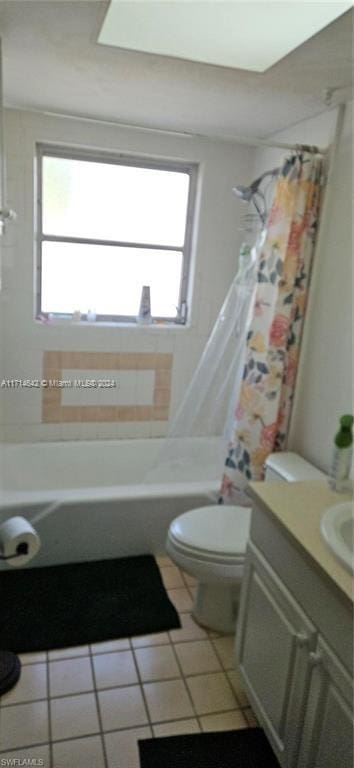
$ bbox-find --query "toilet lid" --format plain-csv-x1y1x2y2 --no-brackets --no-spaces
169,505,252,556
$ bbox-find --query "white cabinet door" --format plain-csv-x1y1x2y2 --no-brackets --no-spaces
297,636,354,768
236,542,316,767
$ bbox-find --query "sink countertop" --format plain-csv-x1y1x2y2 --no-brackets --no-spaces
248,480,354,603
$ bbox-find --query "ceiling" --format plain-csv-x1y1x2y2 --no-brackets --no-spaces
0,1,352,139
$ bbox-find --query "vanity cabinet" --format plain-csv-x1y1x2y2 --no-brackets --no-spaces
236,491,353,768
297,636,353,768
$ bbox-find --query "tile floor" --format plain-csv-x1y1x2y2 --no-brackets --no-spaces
0,556,257,767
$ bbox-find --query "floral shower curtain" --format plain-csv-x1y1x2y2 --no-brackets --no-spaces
220,152,324,503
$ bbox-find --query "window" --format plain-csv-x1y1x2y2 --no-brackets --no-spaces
36,145,196,324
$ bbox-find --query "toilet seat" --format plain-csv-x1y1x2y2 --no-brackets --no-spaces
168,505,251,563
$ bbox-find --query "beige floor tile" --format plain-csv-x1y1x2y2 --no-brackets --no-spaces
93,650,138,689
18,652,47,665
48,645,89,661
186,672,238,715
91,638,131,654
50,693,100,741
1,663,47,705
143,679,195,722
98,685,148,731
105,726,152,768
0,745,50,766
167,587,193,612
131,631,170,648
155,555,174,567
49,656,94,697
170,613,208,643
212,636,236,670
160,566,185,589
200,710,247,732
181,571,197,587
175,640,222,676
134,644,180,682
0,701,49,750
206,627,223,639
153,719,201,737
244,706,259,726
52,735,105,768
227,669,249,707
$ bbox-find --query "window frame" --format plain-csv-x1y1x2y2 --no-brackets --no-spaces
36,143,198,325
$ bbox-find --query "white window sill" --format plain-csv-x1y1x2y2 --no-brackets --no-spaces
34,318,188,330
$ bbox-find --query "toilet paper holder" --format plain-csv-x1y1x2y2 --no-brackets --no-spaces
0,540,29,561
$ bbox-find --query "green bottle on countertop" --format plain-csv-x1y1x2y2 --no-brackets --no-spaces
329,414,354,492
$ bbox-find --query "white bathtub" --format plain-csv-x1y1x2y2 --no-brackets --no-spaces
0,438,223,568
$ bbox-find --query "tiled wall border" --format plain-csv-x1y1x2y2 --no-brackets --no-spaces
42,351,173,423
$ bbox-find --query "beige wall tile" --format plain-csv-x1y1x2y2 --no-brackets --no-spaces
153,388,170,406
41,350,172,425
42,388,61,406
42,405,62,423
43,351,62,368
117,406,137,422
134,405,153,421
152,405,169,421
155,353,173,369
96,406,119,422
155,369,172,388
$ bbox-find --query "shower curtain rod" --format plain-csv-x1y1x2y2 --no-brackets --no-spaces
35,107,329,155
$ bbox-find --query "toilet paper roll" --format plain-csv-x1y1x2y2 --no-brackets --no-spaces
0,516,41,567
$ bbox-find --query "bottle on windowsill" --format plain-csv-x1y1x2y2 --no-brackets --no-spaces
137,286,152,325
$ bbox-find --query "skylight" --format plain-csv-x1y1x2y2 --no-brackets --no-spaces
98,1,351,73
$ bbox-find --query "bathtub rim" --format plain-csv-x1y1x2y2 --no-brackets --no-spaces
0,479,219,511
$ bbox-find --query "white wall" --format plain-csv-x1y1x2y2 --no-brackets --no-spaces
251,105,353,473
0,108,253,442
290,103,353,473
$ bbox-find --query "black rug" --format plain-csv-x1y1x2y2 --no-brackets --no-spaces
139,728,280,768
0,555,180,653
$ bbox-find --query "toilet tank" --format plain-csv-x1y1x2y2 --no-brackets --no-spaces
264,452,326,482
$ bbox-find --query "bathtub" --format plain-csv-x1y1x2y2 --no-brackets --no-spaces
0,438,223,568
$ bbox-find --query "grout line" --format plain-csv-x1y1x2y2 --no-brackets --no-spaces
0,704,251,755
129,641,154,739
88,645,109,768
168,634,203,733
0,661,238,709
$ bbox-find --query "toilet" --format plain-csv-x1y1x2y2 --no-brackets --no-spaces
166,452,325,633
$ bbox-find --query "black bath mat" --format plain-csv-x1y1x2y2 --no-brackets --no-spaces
0,555,180,653
139,728,280,768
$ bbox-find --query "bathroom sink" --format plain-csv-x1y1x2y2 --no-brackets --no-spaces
321,501,354,572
